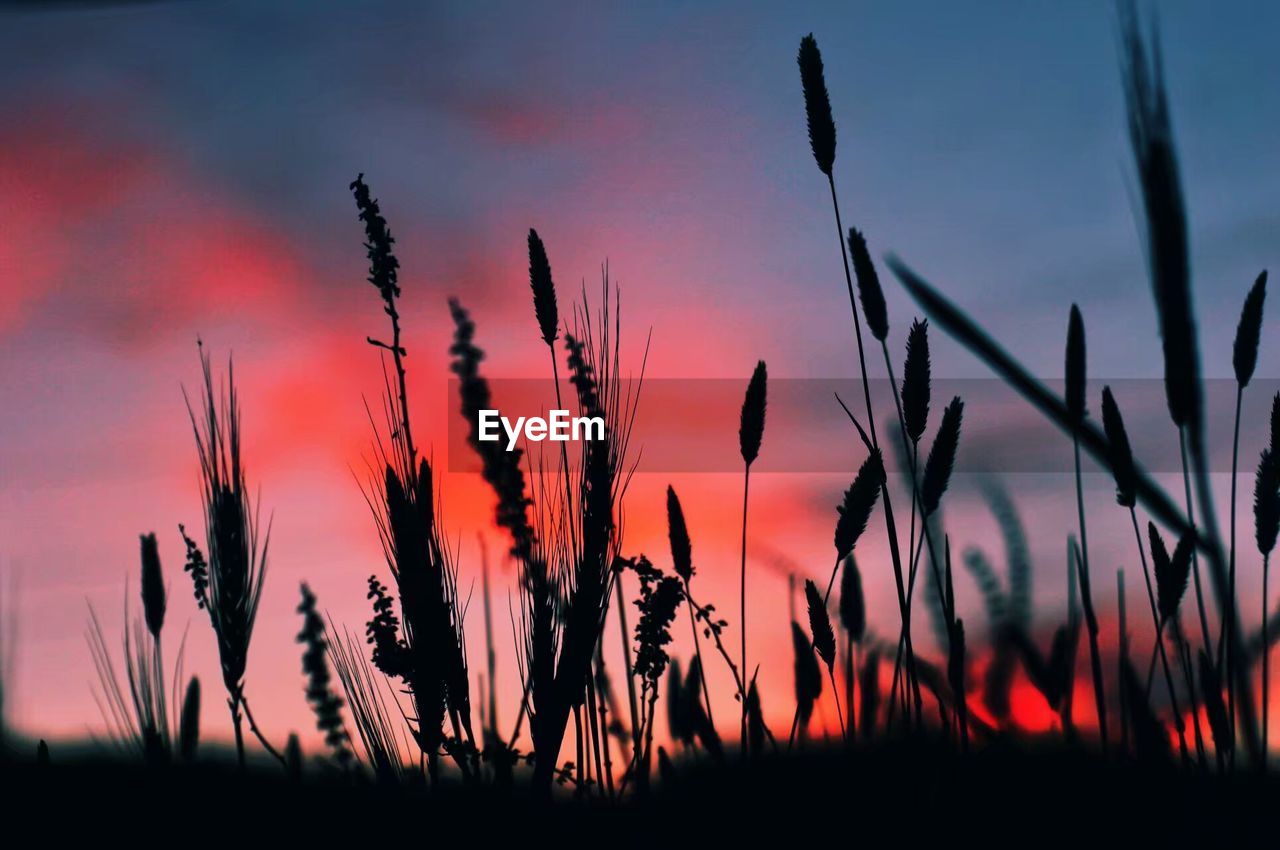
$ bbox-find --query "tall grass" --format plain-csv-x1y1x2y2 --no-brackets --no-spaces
350,175,474,781
738,360,766,752
182,349,278,768
87,533,188,765
799,32,918,731
451,268,642,791
1065,305,1108,751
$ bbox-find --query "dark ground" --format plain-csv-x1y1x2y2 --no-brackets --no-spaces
1,738,1273,845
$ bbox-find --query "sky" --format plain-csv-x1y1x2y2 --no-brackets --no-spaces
1,0,1279,756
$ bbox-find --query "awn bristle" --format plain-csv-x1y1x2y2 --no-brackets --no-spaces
183,349,269,707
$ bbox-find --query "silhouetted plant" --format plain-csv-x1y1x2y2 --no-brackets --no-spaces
667,486,720,727
799,31,915,736
182,349,278,769
329,624,409,784
738,359,766,753
789,619,822,745
1225,270,1266,736
350,176,474,782
178,677,200,763
87,533,183,766
839,556,865,736
1064,306,1108,752
804,579,843,739
296,583,354,772
1255,448,1280,758
622,555,683,784
857,648,882,741
452,274,641,793
828,449,883,598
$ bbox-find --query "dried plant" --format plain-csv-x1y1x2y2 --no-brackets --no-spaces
87,533,184,766
182,348,277,768
351,175,473,781
737,360,767,751
296,583,354,772
804,579,843,739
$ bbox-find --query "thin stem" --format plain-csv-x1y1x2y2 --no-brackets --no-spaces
739,462,751,755
684,592,715,727
1073,437,1108,754
1174,622,1208,771
615,572,641,766
1178,428,1213,655
240,693,286,766
826,173,918,730
1264,552,1271,769
1131,508,1190,765
1224,384,1243,748
685,588,745,699
828,667,846,742
229,695,245,770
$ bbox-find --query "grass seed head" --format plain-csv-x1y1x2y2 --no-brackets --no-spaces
797,34,836,176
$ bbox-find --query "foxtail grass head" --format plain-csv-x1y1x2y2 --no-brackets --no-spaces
1148,522,1192,624
1065,305,1086,428
797,34,835,176
804,579,835,671
1119,5,1200,435
1100,386,1137,509
527,228,559,346
739,360,767,466
848,228,888,342
921,397,964,517
666,485,693,583
834,449,883,561
1271,393,1280,454
902,318,930,444
1254,449,1280,556
790,619,822,727
839,555,865,642
1234,270,1267,388
139,533,165,640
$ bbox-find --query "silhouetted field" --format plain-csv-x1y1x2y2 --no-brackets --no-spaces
2,2,1278,831
2,741,1276,843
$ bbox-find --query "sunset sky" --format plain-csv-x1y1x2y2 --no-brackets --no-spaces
2,1,1279,752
